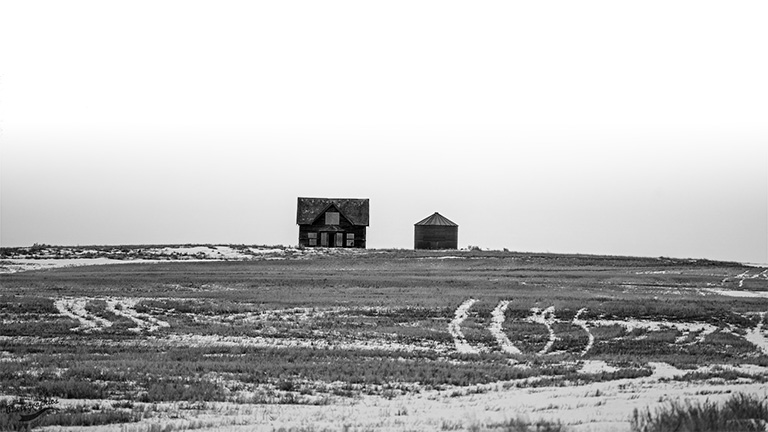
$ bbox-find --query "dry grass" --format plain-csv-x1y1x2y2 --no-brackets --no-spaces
631,393,768,432
0,248,766,430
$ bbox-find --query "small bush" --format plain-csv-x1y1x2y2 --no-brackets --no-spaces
631,393,768,432
486,416,567,431
0,399,139,430
34,379,110,399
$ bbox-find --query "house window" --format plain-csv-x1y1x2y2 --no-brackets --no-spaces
325,212,340,225
346,233,355,247
308,232,317,246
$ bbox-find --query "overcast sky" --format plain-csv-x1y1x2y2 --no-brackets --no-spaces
1,1,766,264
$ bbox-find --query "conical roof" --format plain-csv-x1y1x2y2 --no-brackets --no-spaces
414,212,458,226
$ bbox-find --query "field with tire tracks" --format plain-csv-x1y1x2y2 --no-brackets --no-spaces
1,246,767,431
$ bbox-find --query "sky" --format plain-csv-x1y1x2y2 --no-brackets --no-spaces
1,1,766,264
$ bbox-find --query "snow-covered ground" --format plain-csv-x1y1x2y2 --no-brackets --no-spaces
0,245,379,274
52,296,169,333
3,250,766,431
0,258,166,274
445,299,768,357
159,333,450,354
588,318,719,345
3,293,766,432
702,288,768,299
43,295,768,359
32,368,768,432
0,246,296,274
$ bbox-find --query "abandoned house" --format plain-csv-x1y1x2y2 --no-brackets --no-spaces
296,197,369,248
414,212,458,250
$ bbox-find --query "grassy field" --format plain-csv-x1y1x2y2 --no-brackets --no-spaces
1,246,767,431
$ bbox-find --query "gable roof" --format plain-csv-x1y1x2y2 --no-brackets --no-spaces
415,212,458,226
296,197,370,226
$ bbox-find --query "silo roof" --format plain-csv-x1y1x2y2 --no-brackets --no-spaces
414,212,458,226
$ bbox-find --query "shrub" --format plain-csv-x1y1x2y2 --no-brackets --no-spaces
485,416,567,431
631,393,768,432
139,378,227,402
0,399,139,430
34,379,110,399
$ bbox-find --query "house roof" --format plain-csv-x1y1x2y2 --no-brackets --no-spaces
414,212,458,227
296,197,370,226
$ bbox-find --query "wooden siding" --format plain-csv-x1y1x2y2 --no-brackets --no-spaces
298,206,367,248
299,226,366,248
414,225,458,250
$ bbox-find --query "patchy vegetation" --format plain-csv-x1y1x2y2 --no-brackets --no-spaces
631,393,768,432
0,247,766,430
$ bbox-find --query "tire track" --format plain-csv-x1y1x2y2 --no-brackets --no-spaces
490,301,522,355
449,299,479,354
572,308,593,357
728,270,767,288
736,271,750,288
105,298,170,332
745,311,768,355
527,306,557,354
54,298,112,332
54,296,169,333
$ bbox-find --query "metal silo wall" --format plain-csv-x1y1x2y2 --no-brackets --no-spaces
414,226,458,249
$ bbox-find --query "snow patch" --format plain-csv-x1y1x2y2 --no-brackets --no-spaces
591,318,718,345
0,258,164,274
248,247,285,255
105,298,170,332
579,360,619,375
634,270,681,275
54,296,170,333
220,307,348,324
489,301,521,355
526,306,557,354
572,308,594,356
54,298,112,332
694,363,768,376
702,288,768,299
744,311,768,355
723,269,768,287
152,246,244,259
648,362,686,380
449,299,479,354
160,333,449,353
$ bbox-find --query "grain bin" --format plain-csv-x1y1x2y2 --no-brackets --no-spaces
414,212,458,250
